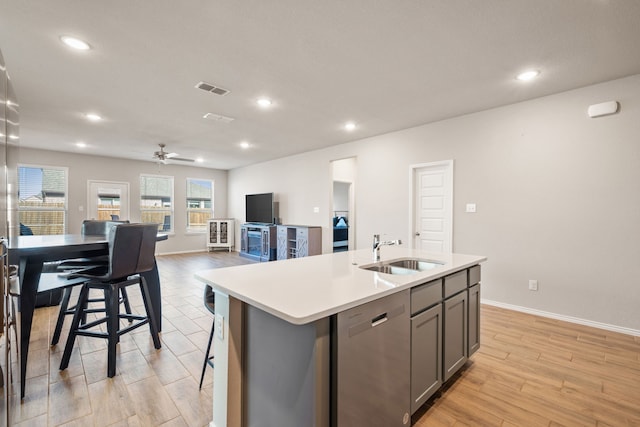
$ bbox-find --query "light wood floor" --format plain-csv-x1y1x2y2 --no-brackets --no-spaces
2,252,639,426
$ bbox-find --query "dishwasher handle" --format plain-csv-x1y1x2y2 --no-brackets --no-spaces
347,303,406,337
371,312,388,327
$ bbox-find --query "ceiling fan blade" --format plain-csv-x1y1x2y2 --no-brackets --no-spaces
169,157,195,162
165,152,179,158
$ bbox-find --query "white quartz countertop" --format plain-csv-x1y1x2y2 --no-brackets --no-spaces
194,247,487,325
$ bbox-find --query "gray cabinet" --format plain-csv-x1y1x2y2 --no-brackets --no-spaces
443,287,468,382
410,303,442,413
276,225,322,260
468,283,480,356
468,265,481,356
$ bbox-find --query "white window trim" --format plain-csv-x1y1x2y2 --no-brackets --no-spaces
18,163,69,234
186,177,214,233
140,173,175,233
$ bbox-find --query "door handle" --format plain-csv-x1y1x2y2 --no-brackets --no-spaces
414,232,420,236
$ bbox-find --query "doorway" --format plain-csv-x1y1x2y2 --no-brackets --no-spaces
330,157,356,252
87,180,130,221
410,161,453,252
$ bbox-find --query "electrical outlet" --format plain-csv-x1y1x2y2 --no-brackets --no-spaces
465,203,477,213
215,313,224,340
528,279,538,291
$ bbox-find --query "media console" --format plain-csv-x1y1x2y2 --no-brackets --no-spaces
239,223,277,262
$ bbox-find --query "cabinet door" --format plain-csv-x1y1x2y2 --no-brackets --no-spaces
468,284,480,356
296,228,308,257
443,291,467,382
240,227,247,252
209,220,218,244
219,221,228,243
411,304,442,414
276,227,287,260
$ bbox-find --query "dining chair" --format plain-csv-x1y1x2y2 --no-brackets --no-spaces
51,220,132,346
59,223,161,378
199,284,215,389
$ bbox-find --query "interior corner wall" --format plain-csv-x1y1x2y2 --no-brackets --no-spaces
228,74,640,331
13,147,228,254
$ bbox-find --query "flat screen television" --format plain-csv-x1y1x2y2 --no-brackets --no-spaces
245,192,275,224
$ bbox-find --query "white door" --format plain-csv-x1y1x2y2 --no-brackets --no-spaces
87,180,130,221
411,161,453,253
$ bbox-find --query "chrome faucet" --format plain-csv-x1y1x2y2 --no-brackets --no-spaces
373,234,402,261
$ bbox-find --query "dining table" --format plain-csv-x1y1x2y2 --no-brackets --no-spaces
7,232,166,399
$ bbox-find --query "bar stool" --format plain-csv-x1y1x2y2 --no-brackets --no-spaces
59,223,161,377
199,284,215,389
51,220,131,346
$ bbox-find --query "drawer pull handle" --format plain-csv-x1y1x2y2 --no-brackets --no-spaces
371,313,388,327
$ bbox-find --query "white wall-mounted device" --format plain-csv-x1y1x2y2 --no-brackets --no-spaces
587,101,619,118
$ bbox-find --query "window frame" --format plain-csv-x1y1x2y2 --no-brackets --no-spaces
140,173,175,233
186,177,214,233
17,164,69,235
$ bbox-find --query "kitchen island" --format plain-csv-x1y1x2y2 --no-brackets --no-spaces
195,246,486,427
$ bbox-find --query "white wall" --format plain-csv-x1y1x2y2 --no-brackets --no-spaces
229,74,640,332
14,147,229,254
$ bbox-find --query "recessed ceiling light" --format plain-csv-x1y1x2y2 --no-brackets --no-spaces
85,113,102,122
344,122,357,131
256,98,272,108
76,142,87,148
240,141,250,149
516,70,540,81
8,134,19,140
60,35,91,51
195,157,204,163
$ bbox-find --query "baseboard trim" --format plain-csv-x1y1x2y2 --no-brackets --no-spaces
157,249,215,256
481,299,640,337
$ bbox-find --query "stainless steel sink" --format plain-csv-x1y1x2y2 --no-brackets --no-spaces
360,264,417,275
359,257,444,275
386,258,444,271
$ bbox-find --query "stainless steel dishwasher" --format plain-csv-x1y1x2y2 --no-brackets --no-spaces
332,289,411,426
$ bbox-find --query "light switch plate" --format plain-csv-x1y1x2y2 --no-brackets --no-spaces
215,313,224,340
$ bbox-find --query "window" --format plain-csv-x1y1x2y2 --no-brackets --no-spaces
18,165,68,235
186,178,213,231
140,174,174,232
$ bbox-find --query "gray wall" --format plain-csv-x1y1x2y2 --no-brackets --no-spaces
229,74,640,332
14,147,228,254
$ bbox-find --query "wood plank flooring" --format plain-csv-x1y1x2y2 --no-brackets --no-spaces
2,251,639,426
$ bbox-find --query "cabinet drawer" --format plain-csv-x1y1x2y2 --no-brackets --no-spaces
468,265,481,286
296,228,308,238
411,279,442,315
444,270,467,298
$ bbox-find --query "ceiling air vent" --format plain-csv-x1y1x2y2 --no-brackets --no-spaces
203,112,235,123
195,81,230,96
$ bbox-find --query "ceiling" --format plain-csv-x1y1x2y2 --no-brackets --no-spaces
1,1,640,170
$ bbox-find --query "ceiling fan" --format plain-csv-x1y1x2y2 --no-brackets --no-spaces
153,143,195,163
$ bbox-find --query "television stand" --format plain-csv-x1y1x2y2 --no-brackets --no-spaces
240,223,277,262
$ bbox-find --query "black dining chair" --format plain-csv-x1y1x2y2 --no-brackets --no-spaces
51,220,131,346
59,223,162,378
199,284,215,390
